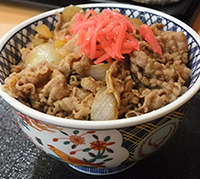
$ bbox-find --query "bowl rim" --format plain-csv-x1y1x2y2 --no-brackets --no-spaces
0,3,200,130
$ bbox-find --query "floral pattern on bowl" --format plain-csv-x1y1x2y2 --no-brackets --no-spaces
13,109,129,168
11,106,184,174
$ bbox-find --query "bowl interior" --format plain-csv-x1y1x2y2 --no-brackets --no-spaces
0,3,200,129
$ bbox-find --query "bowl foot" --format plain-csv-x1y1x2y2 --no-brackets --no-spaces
68,162,136,175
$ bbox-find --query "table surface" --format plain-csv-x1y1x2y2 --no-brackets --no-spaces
0,1,200,179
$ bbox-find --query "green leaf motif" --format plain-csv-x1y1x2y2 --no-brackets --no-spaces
103,158,113,162
18,118,30,131
97,149,105,157
89,152,96,158
73,130,79,134
103,136,110,142
63,141,70,145
88,158,96,163
92,134,99,140
35,137,43,145
60,131,68,136
71,144,77,149
83,148,91,152
106,148,114,153
82,158,89,163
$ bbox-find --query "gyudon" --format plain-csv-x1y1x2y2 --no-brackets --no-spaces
2,5,190,121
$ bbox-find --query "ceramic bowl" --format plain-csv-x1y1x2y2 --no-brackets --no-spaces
0,3,200,175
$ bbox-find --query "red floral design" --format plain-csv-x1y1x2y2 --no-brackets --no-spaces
69,135,85,145
90,140,108,151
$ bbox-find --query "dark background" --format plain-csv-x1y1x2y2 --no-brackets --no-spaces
0,0,200,178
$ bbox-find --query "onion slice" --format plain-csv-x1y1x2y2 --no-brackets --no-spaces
91,87,118,121
85,63,110,81
25,43,62,68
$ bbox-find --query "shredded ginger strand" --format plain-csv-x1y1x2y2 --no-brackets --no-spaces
70,9,140,64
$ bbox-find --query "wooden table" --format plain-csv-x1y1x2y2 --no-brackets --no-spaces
0,1,200,38
0,2,53,38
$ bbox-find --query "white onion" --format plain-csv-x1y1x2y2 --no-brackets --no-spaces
62,5,82,22
25,43,62,68
91,87,118,121
85,63,110,81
